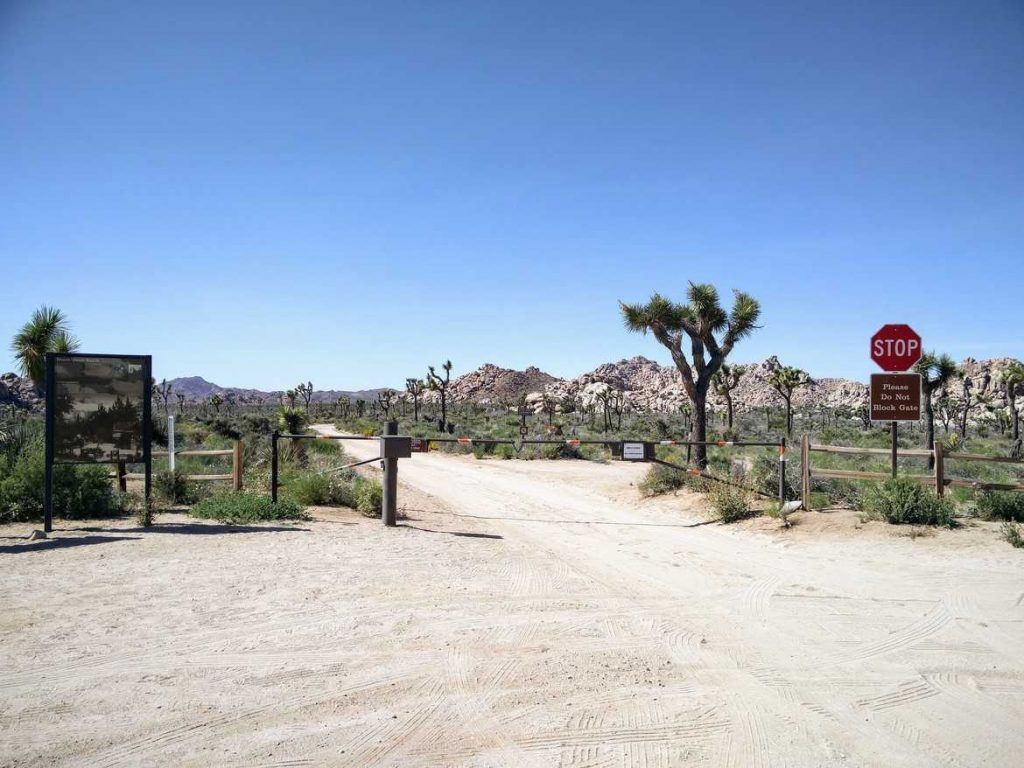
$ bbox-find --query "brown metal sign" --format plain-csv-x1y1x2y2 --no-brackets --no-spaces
870,374,922,422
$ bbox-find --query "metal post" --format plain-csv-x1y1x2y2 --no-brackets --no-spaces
168,415,176,473
778,436,787,503
934,440,945,497
891,421,898,479
142,356,152,508
44,353,55,533
382,420,398,526
271,430,279,503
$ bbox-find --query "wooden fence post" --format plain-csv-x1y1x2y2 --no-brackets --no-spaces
801,435,811,511
117,460,127,493
934,440,944,497
232,440,243,491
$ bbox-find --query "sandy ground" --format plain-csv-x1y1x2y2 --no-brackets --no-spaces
1,427,1023,767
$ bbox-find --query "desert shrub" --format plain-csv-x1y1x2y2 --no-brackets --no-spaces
706,482,755,523
0,441,123,523
278,407,308,435
153,469,203,505
355,478,383,517
999,522,1024,549
205,417,242,441
285,472,331,505
976,492,1024,522
863,478,955,527
750,453,799,500
190,492,306,523
639,463,688,496
305,437,341,456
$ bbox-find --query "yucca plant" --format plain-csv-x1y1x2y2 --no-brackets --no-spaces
10,306,79,392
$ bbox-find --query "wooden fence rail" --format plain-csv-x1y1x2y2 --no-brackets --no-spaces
114,440,243,491
801,436,1024,511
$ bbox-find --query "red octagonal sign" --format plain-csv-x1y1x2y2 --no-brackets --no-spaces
871,324,922,372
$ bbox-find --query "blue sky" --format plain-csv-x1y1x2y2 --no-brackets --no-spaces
2,0,1022,390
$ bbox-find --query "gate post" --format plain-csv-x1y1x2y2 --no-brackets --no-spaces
778,436,787,503
382,420,398,526
270,430,279,503
801,434,811,511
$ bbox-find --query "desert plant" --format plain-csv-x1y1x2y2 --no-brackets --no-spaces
209,393,223,413
153,378,173,420
427,360,454,432
768,364,810,436
976,491,1024,522
191,492,307,523
354,478,383,517
706,482,755,523
712,364,746,430
377,389,397,420
10,305,80,391
999,362,1024,441
620,284,761,467
863,477,955,527
278,407,308,435
914,352,960,461
153,468,203,505
295,381,314,412
406,378,425,422
638,463,689,497
999,521,1024,548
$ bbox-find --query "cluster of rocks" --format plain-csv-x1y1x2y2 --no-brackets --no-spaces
450,355,1024,416
0,372,42,412
446,364,558,404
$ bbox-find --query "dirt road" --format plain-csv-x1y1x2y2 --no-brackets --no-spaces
1,426,1022,767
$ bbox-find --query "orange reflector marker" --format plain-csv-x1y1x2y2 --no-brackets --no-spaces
716,440,734,447
659,440,677,446
457,437,472,445
566,439,580,447
688,468,701,476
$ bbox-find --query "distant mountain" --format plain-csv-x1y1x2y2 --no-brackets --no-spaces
165,376,385,404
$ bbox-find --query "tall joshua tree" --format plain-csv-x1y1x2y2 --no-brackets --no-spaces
11,305,80,392
295,381,314,413
620,284,761,467
406,378,424,422
712,363,746,430
1000,362,1024,441
154,378,173,420
377,388,397,420
913,352,959,461
768,365,810,436
427,360,453,432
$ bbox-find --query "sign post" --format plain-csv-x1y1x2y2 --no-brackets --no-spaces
870,325,923,479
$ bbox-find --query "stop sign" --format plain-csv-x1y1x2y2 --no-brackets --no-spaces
871,324,922,372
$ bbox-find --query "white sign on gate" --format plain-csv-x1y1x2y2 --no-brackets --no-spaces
622,442,646,461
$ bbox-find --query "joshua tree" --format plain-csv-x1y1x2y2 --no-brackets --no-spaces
767,365,810,436
10,305,80,392
954,377,993,440
712,363,746,430
284,389,297,408
295,381,314,413
209,393,223,414
377,388,397,420
609,389,626,429
999,362,1024,441
154,378,173,420
427,360,453,432
406,378,425,422
175,392,186,416
913,352,959,460
620,284,760,467
540,392,559,425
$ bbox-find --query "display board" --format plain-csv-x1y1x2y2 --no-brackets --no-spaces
44,353,152,531
49,355,150,463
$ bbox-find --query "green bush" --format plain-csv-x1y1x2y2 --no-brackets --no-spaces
190,492,307,523
355,478,383,517
286,472,332,505
706,482,755,523
153,469,203,505
639,463,688,497
863,477,955,527
977,492,1024,522
999,522,1024,549
0,441,123,523
278,407,309,435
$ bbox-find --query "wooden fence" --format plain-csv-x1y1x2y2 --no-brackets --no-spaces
801,435,1024,511
115,440,243,491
